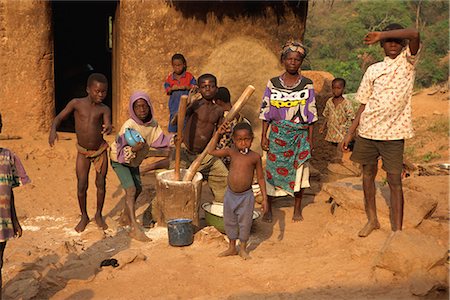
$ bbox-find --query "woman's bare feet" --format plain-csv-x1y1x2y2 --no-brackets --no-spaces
262,211,272,223
358,220,380,237
129,225,152,242
218,246,238,257
292,211,304,222
95,213,108,230
75,215,90,232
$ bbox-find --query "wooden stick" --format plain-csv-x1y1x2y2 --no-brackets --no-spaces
174,95,188,180
183,85,256,181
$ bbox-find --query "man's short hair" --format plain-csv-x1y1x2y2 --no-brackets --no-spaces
383,23,404,31
198,73,217,86
87,73,108,87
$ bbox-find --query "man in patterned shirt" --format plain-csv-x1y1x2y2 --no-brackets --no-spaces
342,24,420,237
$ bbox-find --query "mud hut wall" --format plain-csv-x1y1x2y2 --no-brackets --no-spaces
0,1,53,135
118,0,308,136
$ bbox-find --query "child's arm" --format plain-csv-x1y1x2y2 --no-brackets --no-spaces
101,106,112,135
255,155,268,214
364,28,420,55
342,104,365,151
208,122,231,158
320,101,330,134
10,191,22,238
49,99,76,146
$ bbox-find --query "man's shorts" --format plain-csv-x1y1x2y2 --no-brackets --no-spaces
111,160,141,189
350,136,404,174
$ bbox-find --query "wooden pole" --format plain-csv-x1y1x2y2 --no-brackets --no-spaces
174,95,188,180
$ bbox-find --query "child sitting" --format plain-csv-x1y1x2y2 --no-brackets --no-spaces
209,122,268,260
214,86,251,169
0,112,30,293
110,91,172,242
319,78,355,162
164,53,197,133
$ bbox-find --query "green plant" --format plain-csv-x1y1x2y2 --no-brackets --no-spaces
422,151,441,163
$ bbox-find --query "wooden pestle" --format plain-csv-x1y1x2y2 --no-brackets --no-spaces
174,95,188,180
182,85,256,181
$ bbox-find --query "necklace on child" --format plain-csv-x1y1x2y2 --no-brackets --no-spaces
239,148,249,155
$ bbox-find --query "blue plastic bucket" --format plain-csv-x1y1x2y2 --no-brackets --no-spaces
167,218,194,247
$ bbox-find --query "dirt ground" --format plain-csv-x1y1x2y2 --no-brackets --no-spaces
0,88,448,299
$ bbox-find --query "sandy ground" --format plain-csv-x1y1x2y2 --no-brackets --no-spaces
0,89,448,299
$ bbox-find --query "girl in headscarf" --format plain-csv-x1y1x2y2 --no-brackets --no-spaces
110,91,172,241
259,40,318,223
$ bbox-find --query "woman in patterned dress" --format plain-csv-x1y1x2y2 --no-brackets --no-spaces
259,41,318,223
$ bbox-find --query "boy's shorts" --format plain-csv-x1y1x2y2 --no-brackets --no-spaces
111,160,141,189
350,136,404,174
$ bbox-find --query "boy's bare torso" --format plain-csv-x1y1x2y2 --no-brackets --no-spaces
183,99,223,153
227,149,259,193
72,97,108,150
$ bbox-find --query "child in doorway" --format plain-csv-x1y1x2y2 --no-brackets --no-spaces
110,91,172,242
49,73,112,232
209,122,267,260
215,87,251,169
0,113,30,295
172,73,228,203
342,24,421,237
164,53,197,133
319,78,355,162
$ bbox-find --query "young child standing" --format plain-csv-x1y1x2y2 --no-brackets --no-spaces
214,86,251,169
209,122,267,260
164,53,197,133
342,24,420,237
172,73,228,203
0,113,30,295
110,91,172,242
319,78,355,162
49,73,112,232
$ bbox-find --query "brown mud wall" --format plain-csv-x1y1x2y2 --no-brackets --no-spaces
0,0,53,136
118,0,311,133
0,1,334,139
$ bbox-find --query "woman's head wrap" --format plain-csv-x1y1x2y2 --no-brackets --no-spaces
281,40,307,61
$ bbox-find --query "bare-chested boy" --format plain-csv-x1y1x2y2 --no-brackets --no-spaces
49,73,112,232
173,73,228,203
209,122,267,259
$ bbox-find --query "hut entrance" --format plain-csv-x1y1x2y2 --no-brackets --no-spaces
52,1,118,132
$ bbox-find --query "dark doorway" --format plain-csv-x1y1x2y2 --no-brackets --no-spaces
52,1,118,132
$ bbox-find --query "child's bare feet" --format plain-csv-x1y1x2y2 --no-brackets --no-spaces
218,246,238,257
262,211,272,223
75,215,90,232
95,213,108,230
358,220,380,237
239,247,251,260
129,225,152,242
292,211,304,222
239,242,251,260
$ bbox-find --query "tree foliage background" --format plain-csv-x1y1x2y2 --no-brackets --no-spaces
303,0,449,92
